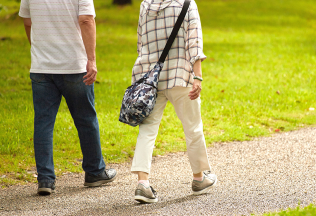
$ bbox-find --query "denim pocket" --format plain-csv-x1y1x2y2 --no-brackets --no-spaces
63,73,86,84
30,73,46,83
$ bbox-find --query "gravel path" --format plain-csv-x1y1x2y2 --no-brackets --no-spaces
1,128,316,216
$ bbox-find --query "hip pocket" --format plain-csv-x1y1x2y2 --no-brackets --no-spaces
30,73,46,83
63,73,86,84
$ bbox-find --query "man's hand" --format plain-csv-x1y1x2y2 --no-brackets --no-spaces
83,59,97,85
188,79,202,100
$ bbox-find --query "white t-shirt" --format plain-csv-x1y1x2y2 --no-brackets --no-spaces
19,0,96,74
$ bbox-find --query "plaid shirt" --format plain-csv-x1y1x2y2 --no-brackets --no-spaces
132,0,207,91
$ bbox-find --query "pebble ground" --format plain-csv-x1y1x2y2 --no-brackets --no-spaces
1,128,316,216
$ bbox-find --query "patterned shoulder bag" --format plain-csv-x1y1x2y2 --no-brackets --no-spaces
119,0,191,127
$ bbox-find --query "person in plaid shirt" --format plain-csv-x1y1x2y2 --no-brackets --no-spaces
131,0,217,204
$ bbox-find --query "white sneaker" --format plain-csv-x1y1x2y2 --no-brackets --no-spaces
192,171,217,195
134,183,158,203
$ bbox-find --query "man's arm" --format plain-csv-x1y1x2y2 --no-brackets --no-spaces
79,15,97,85
23,18,32,45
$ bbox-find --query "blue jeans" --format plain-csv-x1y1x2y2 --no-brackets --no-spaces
30,73,106,183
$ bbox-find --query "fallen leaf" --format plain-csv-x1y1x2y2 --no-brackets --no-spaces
26,171,36,174
0,37,11,41
221,90,225,93
276,90,280,95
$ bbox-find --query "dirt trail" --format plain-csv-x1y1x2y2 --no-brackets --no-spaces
1,128,315,215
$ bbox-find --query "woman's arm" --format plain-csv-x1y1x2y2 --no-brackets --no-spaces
186,2,206,100
188,60,202,100
137,5,143,56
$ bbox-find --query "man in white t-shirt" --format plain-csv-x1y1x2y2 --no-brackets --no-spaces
19,0,117,195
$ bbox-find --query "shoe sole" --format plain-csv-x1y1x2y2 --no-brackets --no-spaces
135,195,158,204
38,188,54,195
192,177,218,196
84,175,117,187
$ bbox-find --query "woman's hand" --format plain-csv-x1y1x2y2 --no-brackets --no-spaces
188,79,202,100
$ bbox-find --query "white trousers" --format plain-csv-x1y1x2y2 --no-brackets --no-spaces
131,87,211,174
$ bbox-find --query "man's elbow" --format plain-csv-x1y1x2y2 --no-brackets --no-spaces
23,18,32,27
79,15,95,26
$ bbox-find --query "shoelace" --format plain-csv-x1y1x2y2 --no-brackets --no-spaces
150,186,157,196
203,170,216,182
203,170,212,176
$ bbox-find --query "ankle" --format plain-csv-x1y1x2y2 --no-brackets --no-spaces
137,171,149,181
193,176,203,181
138,180,150,187
193,172,203,178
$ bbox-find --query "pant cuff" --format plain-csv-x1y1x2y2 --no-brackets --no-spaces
192,166,212,175
131,167,150,174
37,179,55,183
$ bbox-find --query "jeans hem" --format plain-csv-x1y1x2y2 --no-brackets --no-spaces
37,179,55,183
85,167,105,176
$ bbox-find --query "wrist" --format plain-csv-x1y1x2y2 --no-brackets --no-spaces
193,76,203,81
87,55,96,61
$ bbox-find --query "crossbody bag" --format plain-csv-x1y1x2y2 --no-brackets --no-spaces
119,0,191,127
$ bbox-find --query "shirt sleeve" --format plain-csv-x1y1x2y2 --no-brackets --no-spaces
137,4,144,56
79,0,96,18
186,1,207,66
19,0,31,18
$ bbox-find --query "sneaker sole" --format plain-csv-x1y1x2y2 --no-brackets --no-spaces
37,188,54,195
84,175,117,187
192,177,218,196
135,195,158,204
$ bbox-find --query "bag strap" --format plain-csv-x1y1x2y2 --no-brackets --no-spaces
158,0,191,63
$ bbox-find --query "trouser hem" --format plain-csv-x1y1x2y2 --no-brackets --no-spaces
192,166,212,175
37,179,55,183
86,167,105,176
131,167,150,174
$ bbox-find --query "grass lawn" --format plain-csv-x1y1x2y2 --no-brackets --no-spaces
0,0,316,186
260,204,316,216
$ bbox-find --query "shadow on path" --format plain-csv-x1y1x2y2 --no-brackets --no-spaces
71,194,207,215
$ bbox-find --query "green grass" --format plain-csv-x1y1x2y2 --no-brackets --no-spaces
0,0,316,186
260,204,316,216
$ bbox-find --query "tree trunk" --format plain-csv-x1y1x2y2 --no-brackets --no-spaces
113,0,132,5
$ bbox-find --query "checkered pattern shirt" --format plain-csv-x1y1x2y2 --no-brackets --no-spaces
132,0,207,91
